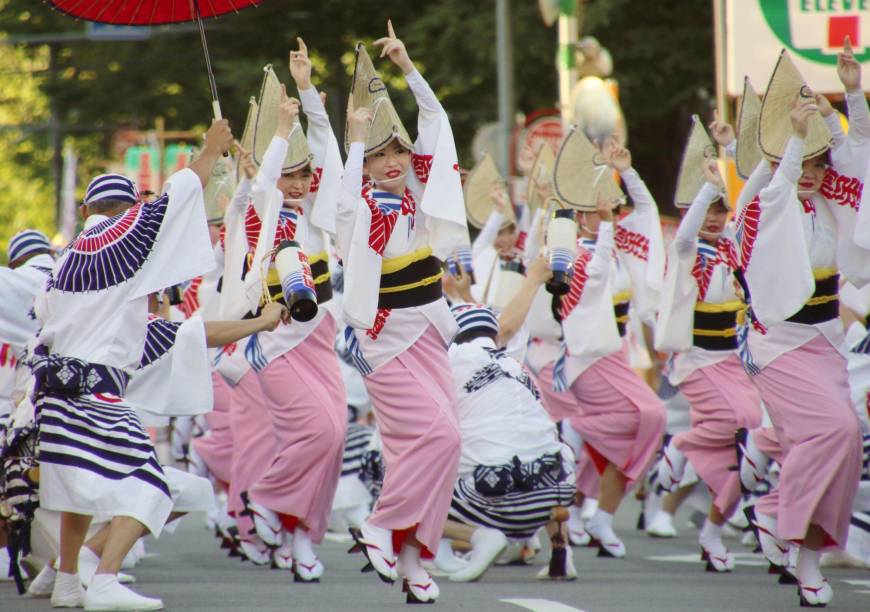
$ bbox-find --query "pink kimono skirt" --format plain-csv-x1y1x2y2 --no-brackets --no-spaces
362,325,461,554
248,315,347,543
674,354,763,517
753,335,862,549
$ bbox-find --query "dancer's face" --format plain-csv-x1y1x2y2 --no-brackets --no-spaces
365,139,411,193
278,166,313,208
699,200,729,241
494,225,517,257
797,154,828,195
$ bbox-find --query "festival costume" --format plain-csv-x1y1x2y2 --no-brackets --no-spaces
655,179,763,518
33,168,214,537
528,164,666,494
337,49,467,563
240,77,347,553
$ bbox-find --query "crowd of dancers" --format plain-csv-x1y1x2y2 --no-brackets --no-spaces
1,22,870,611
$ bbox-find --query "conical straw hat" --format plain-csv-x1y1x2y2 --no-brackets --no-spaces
736,77,763,180
759,50,831,161
553,125,624,211
205,156,237,223
236,96,258,181
526,143,556,217
674,115,717,208
345,43,413,155
252,65,313,173
464,153,514,229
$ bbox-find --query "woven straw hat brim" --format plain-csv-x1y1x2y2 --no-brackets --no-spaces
759,50,831,161
236,97,258,181
554,125,622,211
464,153,514,229
526,143,556,217
675,115,717,208
736,77,763,180
345,43,413,155
252,65,312,173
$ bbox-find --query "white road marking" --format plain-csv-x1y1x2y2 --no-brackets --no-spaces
645,552,767,567
842,579,870,588
323,532,353,543
501,598,587,612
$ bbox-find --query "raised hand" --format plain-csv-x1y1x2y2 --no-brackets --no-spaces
204,119,233,157
708,109,735,147
235,141,257,180
489,182,510,215
374,20,414,75
604,139,632,172
837,35,862,93
276,84,300,139
790,95,819,139
347,95,373,143
702,158,723,188
526,254,552,285
814,93,834,118
289,37,312,90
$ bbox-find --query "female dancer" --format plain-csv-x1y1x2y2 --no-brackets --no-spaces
529,137,665,559
339,21,467,604
654,157,762,572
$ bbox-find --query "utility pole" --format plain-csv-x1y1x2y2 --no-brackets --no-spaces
557,0,579,126
495,0,515,176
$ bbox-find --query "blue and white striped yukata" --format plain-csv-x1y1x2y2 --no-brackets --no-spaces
33,169,215,536
446,334,575,540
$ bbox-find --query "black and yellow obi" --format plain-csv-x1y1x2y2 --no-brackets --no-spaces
613,291,631,338
307,251,333,304
692,301,744,351
786,269,839,326
378,247,443,309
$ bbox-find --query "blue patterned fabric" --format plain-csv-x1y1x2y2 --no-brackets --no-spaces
7,230,51,263
53,197,169,292
138,317,182,369
450,303,500,337
84,173,139,206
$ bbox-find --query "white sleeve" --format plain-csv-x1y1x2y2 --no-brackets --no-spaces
251,136,289,218
674,182,721,255
472,211,504,258
132,168,215,299
588,222,614,279
405,69,442,154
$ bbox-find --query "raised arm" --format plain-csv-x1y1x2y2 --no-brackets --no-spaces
674,160,725,255
497,255,551,346
607,142,657,214
189,120,234,188
291,37,332,165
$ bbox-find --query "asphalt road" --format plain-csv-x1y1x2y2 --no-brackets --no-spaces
2,499,869,612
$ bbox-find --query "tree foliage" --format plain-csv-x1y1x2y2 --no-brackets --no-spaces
0,0,715,248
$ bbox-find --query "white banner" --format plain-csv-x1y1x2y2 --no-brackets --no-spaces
725,0,870,96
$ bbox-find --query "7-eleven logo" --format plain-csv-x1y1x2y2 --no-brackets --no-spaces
761,0,870,64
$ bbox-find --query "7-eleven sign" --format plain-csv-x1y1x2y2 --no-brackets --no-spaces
763,0,870,63
726,1,870,94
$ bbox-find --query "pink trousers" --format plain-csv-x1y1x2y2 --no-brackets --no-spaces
363,325,461,554
192,372,234,485
674,355,763,517
227,369,276,542
754,335,862,549
248,315,347,543
536,344,666,489
752,426,785,464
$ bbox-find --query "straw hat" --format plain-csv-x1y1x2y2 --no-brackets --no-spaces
553,125,624,211
674,115,717,208
736,77,763,180
345,43,413,155
252,65,313,173
204,156,236,223
526,143,556,218
464,153,514,229
236,96,258,181
759,50,831,161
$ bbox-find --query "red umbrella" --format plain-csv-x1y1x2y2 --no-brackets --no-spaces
45,0,264,119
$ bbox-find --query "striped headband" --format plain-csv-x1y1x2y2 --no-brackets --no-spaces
8,229,51,263
83,173,140,207
450,303,500,337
